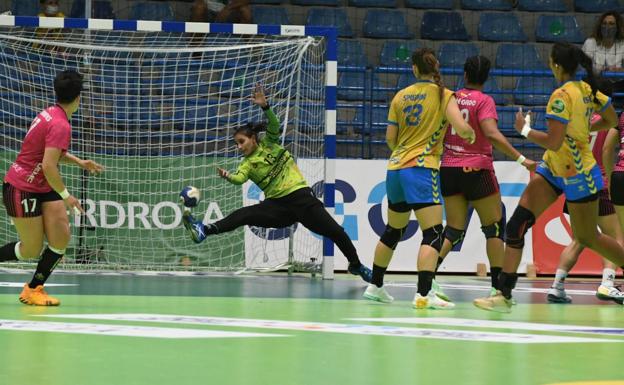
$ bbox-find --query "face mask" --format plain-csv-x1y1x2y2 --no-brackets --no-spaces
602,25,617,39
45,5,59,15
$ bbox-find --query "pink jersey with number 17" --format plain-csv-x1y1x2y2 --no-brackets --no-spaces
4,105,71,193
441,88,498,170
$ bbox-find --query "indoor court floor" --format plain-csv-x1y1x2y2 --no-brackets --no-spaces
0,270,622,385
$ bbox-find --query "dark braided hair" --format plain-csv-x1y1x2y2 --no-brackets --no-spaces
551,42,598,103
233,121,267,141
464,55,491,86
412,48,445,103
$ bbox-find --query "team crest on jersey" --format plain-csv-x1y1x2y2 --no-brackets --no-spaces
551,99,565,113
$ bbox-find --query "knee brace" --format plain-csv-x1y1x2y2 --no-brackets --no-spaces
481,216,506,240
505,206,535,249
443,226,466,247
422,224,444,252
380,224,406,250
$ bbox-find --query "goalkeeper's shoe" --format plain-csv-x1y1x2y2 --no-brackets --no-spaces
473,291,512,313
596,285,624,305
432,279,451,302
19,284,60,306
363,284,394,303
182,211,207,243
348,263,372,283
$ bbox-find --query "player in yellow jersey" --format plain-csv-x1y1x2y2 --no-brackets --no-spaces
362,48,475,309
474,42,624,312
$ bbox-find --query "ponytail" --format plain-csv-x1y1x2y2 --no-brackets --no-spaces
575,47,599,104
551,42,599,103
412,48,445,103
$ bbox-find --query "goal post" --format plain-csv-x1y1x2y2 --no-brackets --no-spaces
0,15,337,277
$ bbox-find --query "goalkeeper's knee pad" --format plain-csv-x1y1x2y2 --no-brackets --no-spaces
380,224,406,250
505,206,535,249
422,224,444,252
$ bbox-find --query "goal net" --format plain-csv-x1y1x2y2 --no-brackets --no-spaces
0,23,327,272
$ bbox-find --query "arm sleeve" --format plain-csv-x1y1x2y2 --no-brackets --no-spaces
478,96,498,122
594,90,612,112
263,108,281,144
226,161,251,185
582,38,595,57
545,90,571,124
45,121,71,151
387,93,400,126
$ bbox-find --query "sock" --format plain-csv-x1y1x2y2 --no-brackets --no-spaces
29,246,64,288
0,241,19,262
371,264,386,288
499,272,518,300
204,223,218,235
435,257,444,273
553,268,568,289
417,270,435,296
490,267,502,289
602,268,616,288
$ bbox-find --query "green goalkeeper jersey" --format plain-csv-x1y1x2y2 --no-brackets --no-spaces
226,108,308,199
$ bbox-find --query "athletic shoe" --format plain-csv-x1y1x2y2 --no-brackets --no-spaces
182,211,207,243
473,291,512,313
489,287,498,297
19,284,60,306
348,263,372,283
413,289,455,309
363,284,394,303
596,285,624,305
432,279,451,302
547,287,572,304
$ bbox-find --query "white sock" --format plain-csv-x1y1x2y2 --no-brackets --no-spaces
601,268,616,288
553,269,568,289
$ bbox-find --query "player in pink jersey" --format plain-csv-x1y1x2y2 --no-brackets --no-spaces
0,70,103,306
548,78,624,305
432,56,536,304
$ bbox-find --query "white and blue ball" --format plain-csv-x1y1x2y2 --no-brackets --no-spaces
179,186,201,208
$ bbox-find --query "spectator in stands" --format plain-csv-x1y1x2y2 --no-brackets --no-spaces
190,0,251,23
583,11,624,73
39,0,64,17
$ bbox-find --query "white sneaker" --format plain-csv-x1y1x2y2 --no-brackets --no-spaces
432,279,451,302
547,286,572,304
413,290,455,309
363,284,394,303
596,285,624,305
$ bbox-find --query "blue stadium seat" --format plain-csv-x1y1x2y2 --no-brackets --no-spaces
478,13,527,42
252,6,289,25
129,2,175,21
405,0,453,9
421,11,469,41
349,0,397,7
379,40,420,67
438,42,479,68
461,0,512,11
396,72,417,90
292,0,338,5
337,39,368,67
575,0,620,13
352,106,389,134
12,0,39,16
536,15,584,43
495,44,547,70
517,0,567,12
363,10,413,39
306,8,353,38
456,76,509,105
338,72,387,101
251,0,282,3
498,108,547,134
70,0,115,18
514,76,557,106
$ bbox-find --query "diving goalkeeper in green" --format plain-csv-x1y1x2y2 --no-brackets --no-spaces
182,85,372,282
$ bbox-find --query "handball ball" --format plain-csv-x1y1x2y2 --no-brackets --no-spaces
179,186,201,207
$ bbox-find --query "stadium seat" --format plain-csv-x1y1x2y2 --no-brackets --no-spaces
363,10,413,39
251,0,282,3
461,0,512,11
535,15,584,43
11,0,39,16
337,39,368,67
495,44,547,70
349,0,397,7
379,40,420,67
438,42,479,68
129,2,175,21
517,0,567,12
291,0,339,5
513,76,557,106
70,0,115,18
338,72,387,101
456,76,509,105
575,0,620,13
498,108,547,134
421,11,469,41
478,13,527,42
405,0,453,9
252,6,290,25
306,8,353,38
352,105,389,134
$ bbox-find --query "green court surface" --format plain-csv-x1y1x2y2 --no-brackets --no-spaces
0,271,623,385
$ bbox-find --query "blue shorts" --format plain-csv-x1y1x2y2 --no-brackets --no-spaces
386,167,441,209
535,163,603,202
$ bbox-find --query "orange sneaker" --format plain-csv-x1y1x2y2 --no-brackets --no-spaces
19,284,60,306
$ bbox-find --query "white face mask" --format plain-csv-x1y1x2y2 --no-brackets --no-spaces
45,5,59,15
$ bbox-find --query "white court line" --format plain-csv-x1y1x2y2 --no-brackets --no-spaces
385,282,597,296
0,282,78,288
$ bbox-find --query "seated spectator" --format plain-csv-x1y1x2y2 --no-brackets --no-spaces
39,0,64,17
583,11,624,73
190,0,251,24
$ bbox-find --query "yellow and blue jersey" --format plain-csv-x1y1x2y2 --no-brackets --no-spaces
387,80,454,170
543,80,611,177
